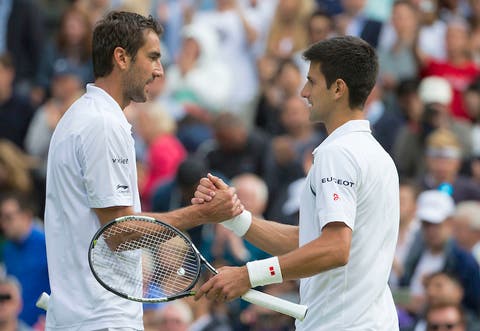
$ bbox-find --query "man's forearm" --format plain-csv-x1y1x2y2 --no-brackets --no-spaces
243,216,299,256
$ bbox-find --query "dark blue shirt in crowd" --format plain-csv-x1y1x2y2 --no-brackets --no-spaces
3,225,50,326
0,92,35,150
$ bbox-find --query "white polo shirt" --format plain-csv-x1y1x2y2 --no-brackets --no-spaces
296,120,399,331
44,84,143,330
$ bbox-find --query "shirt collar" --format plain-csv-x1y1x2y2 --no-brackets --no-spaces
85,83,131,130
312,120,371,155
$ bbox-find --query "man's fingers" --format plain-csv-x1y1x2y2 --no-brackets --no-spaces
208,173,229,190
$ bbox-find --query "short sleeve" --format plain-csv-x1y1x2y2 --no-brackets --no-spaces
312,146,359,230
80,116,134,208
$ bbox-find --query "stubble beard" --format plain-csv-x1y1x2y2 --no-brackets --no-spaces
123,67,148,103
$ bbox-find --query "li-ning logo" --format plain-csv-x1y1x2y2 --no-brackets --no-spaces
112,157,129,165
321,177,355,187
116,184,129,192
269,266,275,276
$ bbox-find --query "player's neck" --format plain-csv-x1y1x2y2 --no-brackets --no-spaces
324,108,364,136
94,76,129,110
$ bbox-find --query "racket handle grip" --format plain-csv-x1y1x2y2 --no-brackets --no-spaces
241,289,308,321
36,292,50,311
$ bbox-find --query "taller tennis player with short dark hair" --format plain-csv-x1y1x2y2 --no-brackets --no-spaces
44,11,242,330
193,36,400,330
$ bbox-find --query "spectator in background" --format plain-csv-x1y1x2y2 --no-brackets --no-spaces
424,303,466,331
32,6,93,106
394,76,473,179
164,23,232,114
391,178,420,287
420,128,480,202
26,60,85,184
0,54,35,151
2,0,45,97
0,276,33,331
211,173,271,265
74,0,113,26
0,140,35,196
452,201,480,264
463,78,480,158
134,102,187,211
255,59,304,135
378,0,419,95
416,19,480,121
265,0,315,60
364,84,404,155
407,272,480,330
151,157,208,250
264,96,324,223
0,193,49,326
399,190,480,317
144,300,193,331
192,0,261,124
335,0,383,47
198,112,270,180
294,9,334,78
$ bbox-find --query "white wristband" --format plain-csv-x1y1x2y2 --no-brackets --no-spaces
221,210,252,237
246,256,283,288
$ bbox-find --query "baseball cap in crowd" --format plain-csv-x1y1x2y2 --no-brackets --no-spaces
418,76,453,106
416,190,455,224
52,59,83,81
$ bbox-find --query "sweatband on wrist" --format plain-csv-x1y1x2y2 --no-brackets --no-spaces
221,210,252,237
246,256,283,288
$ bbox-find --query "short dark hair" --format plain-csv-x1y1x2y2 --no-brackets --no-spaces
92,11,163,78
302,36,378,109
0,53,14,69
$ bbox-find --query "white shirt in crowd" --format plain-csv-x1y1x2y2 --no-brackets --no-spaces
44,84,142,330
297,120,399,331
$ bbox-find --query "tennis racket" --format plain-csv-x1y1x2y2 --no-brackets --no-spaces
88,215,308,321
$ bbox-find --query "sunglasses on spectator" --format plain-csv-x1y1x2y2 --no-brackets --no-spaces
427,322,461,330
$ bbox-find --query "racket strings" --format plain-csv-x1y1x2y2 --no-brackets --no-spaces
91,221,200,300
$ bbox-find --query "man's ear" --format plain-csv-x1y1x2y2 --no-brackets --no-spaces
333,79,347,100
112,47,130,71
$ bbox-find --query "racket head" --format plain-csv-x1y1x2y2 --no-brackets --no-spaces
88,215,201,303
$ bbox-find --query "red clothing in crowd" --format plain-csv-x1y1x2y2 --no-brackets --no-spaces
141,134,187,209
421,58,480,120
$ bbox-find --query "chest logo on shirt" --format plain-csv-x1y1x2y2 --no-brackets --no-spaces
112,157,129,165
321,177,355,187
333,193,340,201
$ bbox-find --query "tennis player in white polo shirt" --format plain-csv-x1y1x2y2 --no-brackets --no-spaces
44,11,242,331
192,36,400,330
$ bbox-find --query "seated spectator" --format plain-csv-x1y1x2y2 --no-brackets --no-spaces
394,77,473,179
151,157,208,249
25,59,84,207
399,190,480,316
0,140,35,196
416,19,480,121
197,112,270,180
420,128,480,203
364,84,405,155
144,300,193,331
134,102,187,211
164,23,232,114
0,193,49,326
391,178,420,288
0,276,33,331
378,1,419,94
32,6,93,105
0,54,35,151
334,0,383,48
452,201,480,265
424,303,466,331
264,0,314,59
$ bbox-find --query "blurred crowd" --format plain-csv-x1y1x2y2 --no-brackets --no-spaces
0,0,480,330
